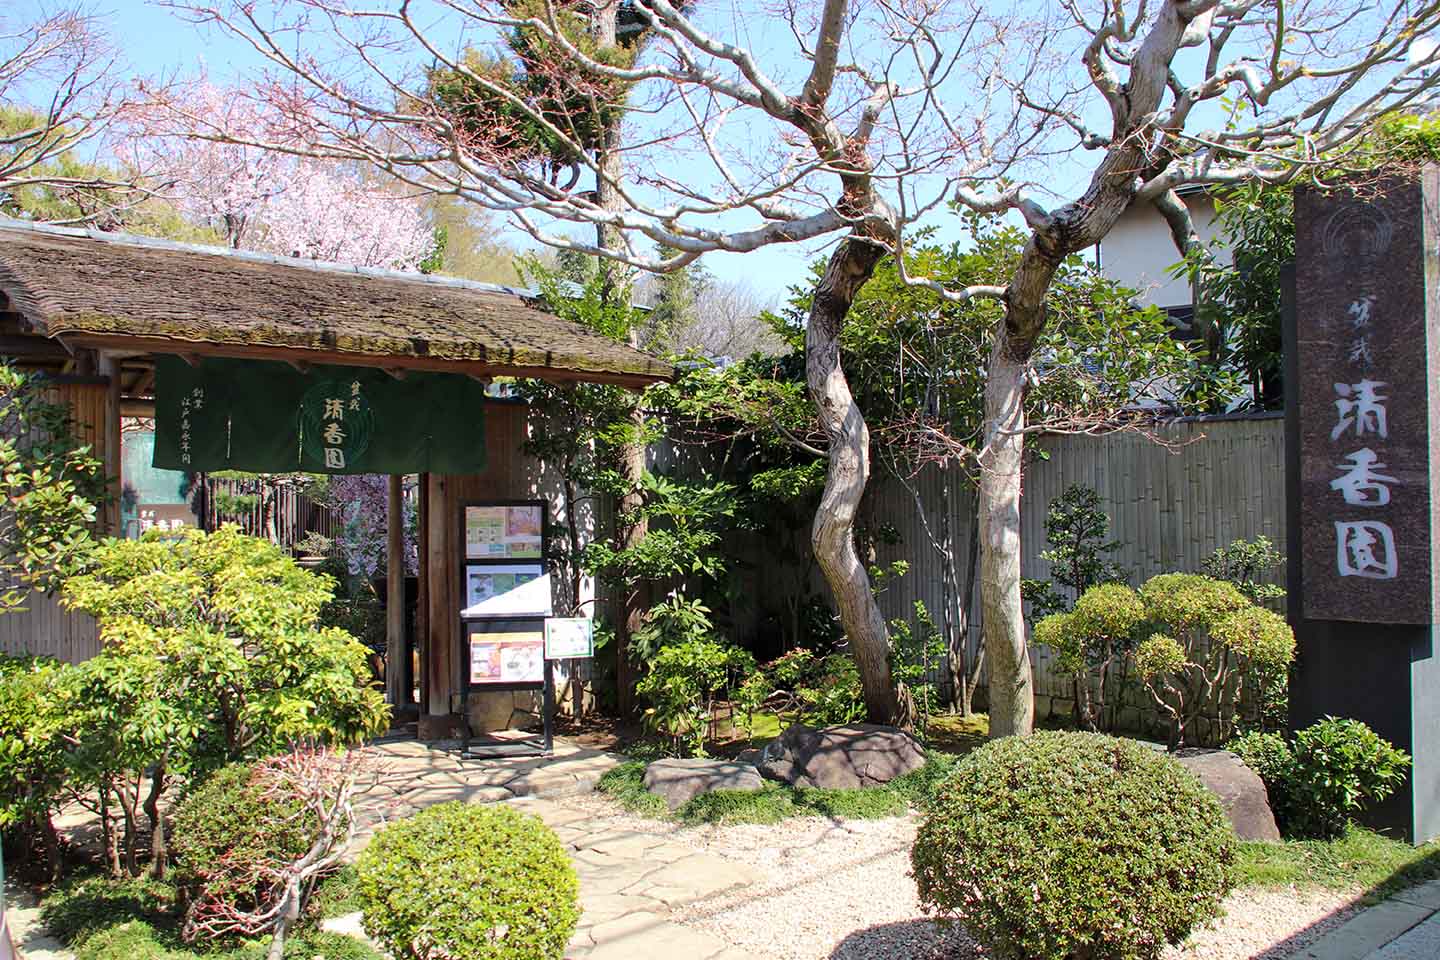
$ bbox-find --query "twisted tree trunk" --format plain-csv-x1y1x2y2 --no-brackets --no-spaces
806,237,913,727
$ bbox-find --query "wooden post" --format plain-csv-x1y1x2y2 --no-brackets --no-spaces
385,475,405,707
425,473,454,720
416,474,431,725
95,353,123,535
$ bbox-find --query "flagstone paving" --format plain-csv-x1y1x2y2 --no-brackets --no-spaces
350,735,624,840
339,736,767,960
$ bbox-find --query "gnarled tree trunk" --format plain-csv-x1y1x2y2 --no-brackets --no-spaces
805,237,914,727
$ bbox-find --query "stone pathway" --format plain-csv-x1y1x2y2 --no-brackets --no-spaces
4,881,71,960
1288,878,1440,960
350,735,622,841
341,737,768,959
518,797,762,960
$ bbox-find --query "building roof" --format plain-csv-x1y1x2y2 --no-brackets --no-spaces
0,219,671,387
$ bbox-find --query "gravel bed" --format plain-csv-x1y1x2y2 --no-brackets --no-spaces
565,793,1364,960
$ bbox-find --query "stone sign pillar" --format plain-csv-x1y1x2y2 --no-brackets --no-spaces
1286,170,1440,841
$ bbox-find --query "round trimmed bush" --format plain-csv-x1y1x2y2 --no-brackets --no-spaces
912,731,1236,960
357,801,580,960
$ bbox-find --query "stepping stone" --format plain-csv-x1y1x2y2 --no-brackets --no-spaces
643,758,764,809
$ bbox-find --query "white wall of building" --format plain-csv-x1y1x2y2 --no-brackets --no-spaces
1098,193,1223,308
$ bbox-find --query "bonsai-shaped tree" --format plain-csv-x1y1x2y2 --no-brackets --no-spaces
1039,573,1294,748
1032,583,1145,733
1134,574,1294,748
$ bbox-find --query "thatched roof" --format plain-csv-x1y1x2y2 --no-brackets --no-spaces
0,220,670,387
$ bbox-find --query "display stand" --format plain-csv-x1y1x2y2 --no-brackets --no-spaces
457,500,554,760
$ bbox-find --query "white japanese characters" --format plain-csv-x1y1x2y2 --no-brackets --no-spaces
178,386,205,466
1335,520,1399,579
318,380,363,470
1331,303,1398,580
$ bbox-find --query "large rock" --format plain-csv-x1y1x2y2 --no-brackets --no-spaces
1174,747,1282,842
643,758,765,810
758,723,926,790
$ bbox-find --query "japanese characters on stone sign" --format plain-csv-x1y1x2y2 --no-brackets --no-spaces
1296,177,1437,623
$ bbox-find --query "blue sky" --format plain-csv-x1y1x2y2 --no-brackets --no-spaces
7,0,862,296
13,1,1175,298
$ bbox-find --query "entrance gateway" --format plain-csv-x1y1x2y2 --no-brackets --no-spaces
1286,170,1440,842
0,219,670,743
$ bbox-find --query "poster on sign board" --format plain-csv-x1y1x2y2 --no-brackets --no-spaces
469,628,545,684
465,504,543,560
544,618,594,659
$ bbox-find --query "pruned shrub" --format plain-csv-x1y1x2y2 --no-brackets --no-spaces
1137,574,1294,746
1036,572,1296,745
1231,717,1411,838
357,801,580,960
912,731,1236,960
172,748,364,953
0,654,71,879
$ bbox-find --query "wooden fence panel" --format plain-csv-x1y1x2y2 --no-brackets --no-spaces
858,415,1287,708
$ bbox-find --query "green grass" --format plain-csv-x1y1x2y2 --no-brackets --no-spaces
306,864,364,921
597,752,954,825
39,868,381,960
1237,826,1440,902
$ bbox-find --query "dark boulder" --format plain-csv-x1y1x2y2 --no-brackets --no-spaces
1175,747,1282,842
643,758,765,810
758,723,926,790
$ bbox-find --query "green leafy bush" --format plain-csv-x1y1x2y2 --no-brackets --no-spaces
172,748,363,954
912,731,1236,960
1032,583,1145,732
357,801,580,960
54,526,389,877
62,526,391,760
0,654,71,875
636,636,755,756
1133,573,1295,746
753,647,865,727
1231,717,1411,839
0,362,107,611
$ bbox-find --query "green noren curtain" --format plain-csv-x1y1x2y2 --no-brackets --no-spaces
153,356,488,474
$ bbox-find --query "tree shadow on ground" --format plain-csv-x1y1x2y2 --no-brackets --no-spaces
1254,841,1440,957
826,918,976,959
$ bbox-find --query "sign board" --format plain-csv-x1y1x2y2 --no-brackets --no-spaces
544,618,594,659
153,356,489,474
465,504,543,559
1294,176,1440,623
461,566,551,618
468,623,545,685
135,503,196,536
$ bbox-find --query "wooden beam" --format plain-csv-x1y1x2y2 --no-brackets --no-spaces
51,333,668,389
120,398,155,418
425,473,453,719
95,354,123,535
0,335,71,360
417,473,430,722
178,352,200,368
386,474,406,709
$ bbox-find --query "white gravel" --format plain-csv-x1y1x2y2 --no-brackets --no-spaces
566,793,1364,960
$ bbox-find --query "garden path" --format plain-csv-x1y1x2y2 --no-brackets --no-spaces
344,737,767,960
1288,878,1440,960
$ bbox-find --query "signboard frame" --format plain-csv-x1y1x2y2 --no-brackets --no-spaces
458,499,554,758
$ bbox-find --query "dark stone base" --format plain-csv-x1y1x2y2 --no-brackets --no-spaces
418,712,464,740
